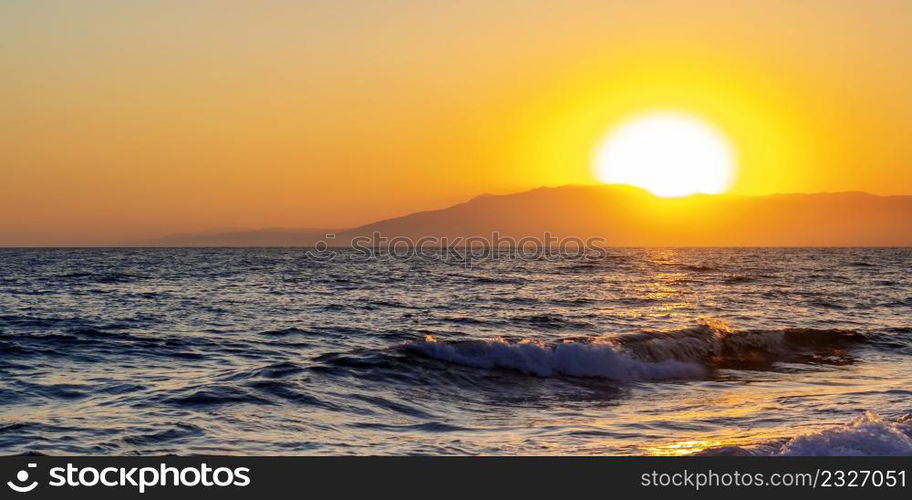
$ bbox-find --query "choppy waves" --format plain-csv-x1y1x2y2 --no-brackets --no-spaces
1,247,911,455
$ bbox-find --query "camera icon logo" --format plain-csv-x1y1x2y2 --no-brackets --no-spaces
304,234,338,262
7,463,38,493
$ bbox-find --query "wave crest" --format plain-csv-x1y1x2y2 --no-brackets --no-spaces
617,320,863,368
778,412,912,456
408,320,867,380
700,412,912,456
408,336,705,381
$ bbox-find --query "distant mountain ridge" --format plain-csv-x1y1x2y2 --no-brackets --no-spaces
145,185,912,247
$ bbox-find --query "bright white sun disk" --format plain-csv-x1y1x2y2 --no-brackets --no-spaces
594,112,735,196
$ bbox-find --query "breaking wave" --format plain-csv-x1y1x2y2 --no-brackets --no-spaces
778,412,912,456
615,320,864,368
408,336,704,381
700,412,912,456
407,320,868,381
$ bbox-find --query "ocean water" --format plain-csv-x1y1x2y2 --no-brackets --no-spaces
1,247,911,456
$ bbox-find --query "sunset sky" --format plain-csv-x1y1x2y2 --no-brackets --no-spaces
2,0,911,245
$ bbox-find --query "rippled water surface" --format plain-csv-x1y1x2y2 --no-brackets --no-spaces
1,248,911,455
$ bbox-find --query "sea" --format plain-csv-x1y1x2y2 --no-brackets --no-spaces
1,247,911,455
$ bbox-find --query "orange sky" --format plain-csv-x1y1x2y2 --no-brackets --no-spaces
2,1,911,245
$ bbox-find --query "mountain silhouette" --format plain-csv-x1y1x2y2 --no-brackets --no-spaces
147,185,912,246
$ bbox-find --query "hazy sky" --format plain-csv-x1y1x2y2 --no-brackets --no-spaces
2,0,910,245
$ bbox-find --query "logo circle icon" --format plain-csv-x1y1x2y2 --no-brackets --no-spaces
7,463,39,493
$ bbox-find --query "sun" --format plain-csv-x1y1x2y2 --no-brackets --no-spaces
594,112,735,197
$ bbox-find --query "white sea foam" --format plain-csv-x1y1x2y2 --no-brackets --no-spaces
698,412,912,456
777,412,912,456
410,336,705,381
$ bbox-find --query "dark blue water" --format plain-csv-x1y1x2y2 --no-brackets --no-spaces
1,248,911,455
